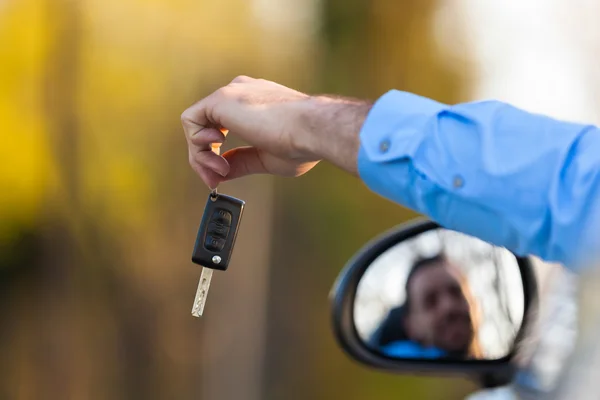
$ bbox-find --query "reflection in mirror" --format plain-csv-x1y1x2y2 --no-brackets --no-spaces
354,229,524,361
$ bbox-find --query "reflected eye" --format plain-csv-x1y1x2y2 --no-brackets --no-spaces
424,292,437,310
449,284,462,298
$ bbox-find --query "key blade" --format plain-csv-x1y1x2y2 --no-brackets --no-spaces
191,267,213,317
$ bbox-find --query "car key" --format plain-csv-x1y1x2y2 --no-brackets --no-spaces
190,189,245,317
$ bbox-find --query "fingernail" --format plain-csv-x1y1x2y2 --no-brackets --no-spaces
215,167,228,177
208,131,223,140
191,129,224,141
209,162,228,177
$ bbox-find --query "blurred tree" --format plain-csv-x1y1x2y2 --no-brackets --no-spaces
0,0,55,264
1,0,311,399
263,1,475,399
1,0,479,399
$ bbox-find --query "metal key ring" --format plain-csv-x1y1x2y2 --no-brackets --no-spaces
208,139,221,202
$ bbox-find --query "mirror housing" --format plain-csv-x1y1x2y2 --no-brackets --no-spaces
330,218,538,388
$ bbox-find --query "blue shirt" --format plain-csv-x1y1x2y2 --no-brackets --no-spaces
358,90,600,271
382,340,446,359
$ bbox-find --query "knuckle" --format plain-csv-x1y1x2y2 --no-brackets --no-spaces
181,103,199,124
215,86,232,99
231,75,251,84
181,109,191,123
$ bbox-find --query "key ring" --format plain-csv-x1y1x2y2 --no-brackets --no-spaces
210,187,218,201
208,139,223,202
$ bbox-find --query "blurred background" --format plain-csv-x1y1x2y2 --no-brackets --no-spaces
1,0,599,399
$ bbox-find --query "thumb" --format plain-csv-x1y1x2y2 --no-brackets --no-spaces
221,146,268,181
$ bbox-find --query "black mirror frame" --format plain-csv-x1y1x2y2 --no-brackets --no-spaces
330,218,539,388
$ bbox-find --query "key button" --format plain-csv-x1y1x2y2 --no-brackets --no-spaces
204,235,225,252
208,221,230,238
212,209,232,226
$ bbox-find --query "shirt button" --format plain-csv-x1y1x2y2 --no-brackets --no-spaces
379,139,391,153
453,175,464,188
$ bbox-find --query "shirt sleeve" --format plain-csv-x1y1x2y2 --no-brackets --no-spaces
357,90,600,271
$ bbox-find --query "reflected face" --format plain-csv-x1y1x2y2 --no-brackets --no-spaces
404,261,474,354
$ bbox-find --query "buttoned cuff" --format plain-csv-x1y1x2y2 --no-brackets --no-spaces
359,90,448,164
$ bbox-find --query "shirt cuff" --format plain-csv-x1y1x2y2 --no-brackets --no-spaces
358,90,448,163
357,90,448,188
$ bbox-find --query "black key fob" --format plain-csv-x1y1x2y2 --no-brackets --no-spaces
191,192,245,271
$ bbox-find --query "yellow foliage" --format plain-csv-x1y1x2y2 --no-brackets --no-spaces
0,0,56,239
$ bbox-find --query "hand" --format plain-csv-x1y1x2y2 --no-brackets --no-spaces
181,76,372,188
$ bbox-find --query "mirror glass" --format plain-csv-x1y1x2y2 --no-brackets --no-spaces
354,228,525,361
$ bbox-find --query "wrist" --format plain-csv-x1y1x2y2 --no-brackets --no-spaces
296,95,372,174
292,96,329,160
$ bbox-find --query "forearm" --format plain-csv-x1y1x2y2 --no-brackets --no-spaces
300,95,372,176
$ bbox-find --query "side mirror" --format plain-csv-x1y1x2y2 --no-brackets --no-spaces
330,219,538,388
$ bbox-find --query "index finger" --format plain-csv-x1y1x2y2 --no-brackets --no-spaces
181,87,230,139
181,98,210,140
181,92,229,148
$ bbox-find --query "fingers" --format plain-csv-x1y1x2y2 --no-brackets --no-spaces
182,76,261,187
191,148,230,176
190,160,225,190
221,147,268,181
188,146,267,188
181,75,257,138
188,145,231,189
188,151,228,190
181,76,251,137
185,123,229,188
180,84,232,140
181,102,209,138
187,126,226,148
180,92,216,138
